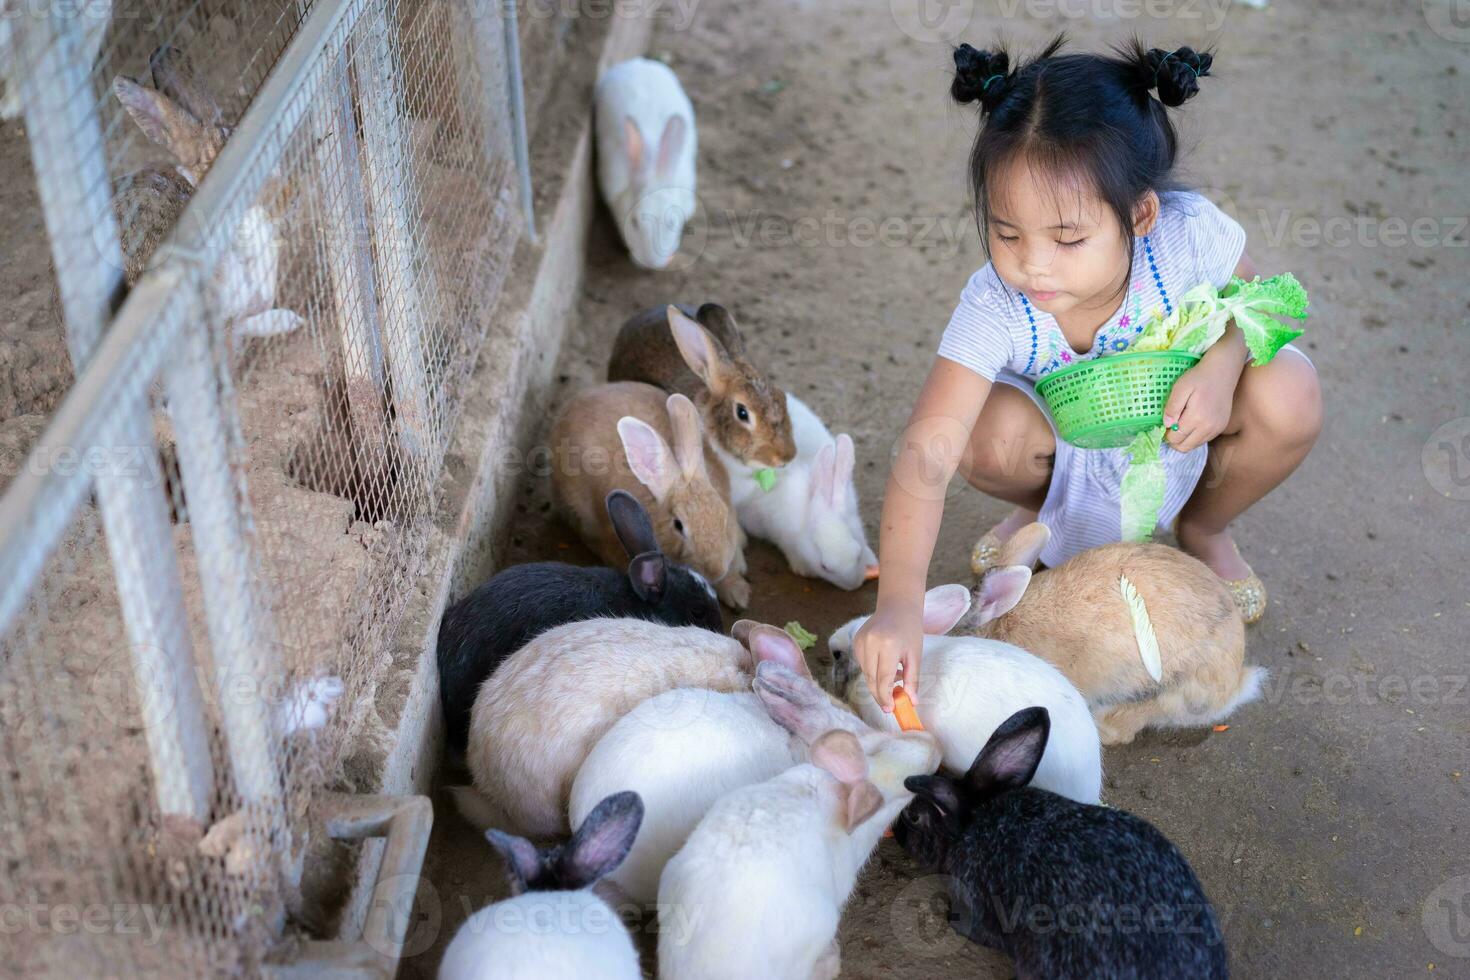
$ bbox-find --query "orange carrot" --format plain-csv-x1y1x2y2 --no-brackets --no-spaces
892,686,923,732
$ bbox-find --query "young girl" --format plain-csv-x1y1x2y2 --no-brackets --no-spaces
854,39,1322,710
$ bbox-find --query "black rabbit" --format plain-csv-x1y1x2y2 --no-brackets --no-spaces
897,707,1229,979
437,490,722,749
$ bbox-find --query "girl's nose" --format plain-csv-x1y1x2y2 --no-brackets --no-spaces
1019,244,1053,274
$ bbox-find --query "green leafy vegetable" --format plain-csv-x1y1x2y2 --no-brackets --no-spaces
1116,273,1308,541
1119,426,1167,543
754,468,777,492
1132,274,1308,363
784,621,817,651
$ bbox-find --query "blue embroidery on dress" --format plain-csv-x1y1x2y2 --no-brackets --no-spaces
1020,235,1174,380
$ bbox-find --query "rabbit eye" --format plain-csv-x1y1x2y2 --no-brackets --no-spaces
673,518,686,536
735,403,750,424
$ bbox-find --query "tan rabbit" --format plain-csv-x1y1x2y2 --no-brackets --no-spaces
111,46,301,345
551,381,750,609
962,522,1264,746
607,304,796,469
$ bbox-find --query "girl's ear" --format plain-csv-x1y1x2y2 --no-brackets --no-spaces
1132,189,1160,237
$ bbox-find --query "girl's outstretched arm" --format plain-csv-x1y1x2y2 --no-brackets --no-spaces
855,357,990,711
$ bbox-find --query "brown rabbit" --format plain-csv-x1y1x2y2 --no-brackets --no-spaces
607,304,796,469
551,381,750,610
961,523,1263,745
111,47,300,343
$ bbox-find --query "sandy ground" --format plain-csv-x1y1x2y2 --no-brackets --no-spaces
405,0,1470,977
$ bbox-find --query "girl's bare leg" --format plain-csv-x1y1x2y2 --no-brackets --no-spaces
959,383,1055,534
1176,349,1323,578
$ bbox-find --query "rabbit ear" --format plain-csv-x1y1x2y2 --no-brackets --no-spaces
484,829,543,896
667,306,732,396
113,75,207,160
964,707,1050,797
810,442,837,507
831,434,855,506
904,773,963,816
811,730,882,832
654,113,687,179
694,303,746,358
559,791,644,889
665,393,707,481
971,566,1031,627
747,624,811,678
617,416,677,501
754,661,834,741
920,583,972,635
623,115,645,173
810,729,866,783
149,46,222,129
606,489,660,558
729,619,758,645
627,552,667,602
999,522,1050,569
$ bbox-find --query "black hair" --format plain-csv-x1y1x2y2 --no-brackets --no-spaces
951,35,1214,300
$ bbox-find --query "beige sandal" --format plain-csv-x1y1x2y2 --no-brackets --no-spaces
1223,541,1268,625
1170,520,1268,625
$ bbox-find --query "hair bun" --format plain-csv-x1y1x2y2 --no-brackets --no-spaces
1141,46,1212,107
952,43,1011,112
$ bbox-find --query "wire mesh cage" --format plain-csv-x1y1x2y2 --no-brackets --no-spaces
0,0,530,974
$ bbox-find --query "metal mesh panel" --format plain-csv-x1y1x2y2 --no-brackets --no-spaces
0,0,524,974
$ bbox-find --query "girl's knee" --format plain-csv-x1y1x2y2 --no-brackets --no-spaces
967,388,1053,481
1243,353,1322,449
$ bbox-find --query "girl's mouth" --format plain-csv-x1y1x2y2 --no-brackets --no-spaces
1027,289,1061,302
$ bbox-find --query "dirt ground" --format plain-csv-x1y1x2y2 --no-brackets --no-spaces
405,0,1470,977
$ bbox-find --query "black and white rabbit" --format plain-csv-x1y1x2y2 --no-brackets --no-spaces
897,707,1229,979
438,791,645,979
436,489,722,749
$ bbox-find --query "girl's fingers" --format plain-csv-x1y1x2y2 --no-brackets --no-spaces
1162,383,1193,430
874,655,898,713
900,647,920,703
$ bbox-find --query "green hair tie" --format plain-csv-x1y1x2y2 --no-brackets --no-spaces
982,73,1005,91
1154,49,1200,82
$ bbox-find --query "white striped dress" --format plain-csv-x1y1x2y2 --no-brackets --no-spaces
937,191,1248,567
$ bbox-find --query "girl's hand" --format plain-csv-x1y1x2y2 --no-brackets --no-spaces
1163,356,1240,453
853,603,924,713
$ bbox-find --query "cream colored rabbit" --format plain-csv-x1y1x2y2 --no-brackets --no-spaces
551,381,749,609
963,522,1264,745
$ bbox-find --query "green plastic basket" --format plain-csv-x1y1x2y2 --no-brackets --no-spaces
1035,351,1201,449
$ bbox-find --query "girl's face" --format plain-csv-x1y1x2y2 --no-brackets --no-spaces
985,158,1156,321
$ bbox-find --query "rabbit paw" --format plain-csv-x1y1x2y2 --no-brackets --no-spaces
716,572,751,611
232,309,303,349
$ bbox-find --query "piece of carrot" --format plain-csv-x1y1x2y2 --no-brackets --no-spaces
1212,724,1230,732
864,563,880,582
892,686,923,732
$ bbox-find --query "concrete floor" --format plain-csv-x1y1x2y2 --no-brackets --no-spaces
406,2,1470,976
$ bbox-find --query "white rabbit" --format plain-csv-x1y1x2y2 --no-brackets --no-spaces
438,791,644,980
111,47,301,348
568,622,841,905
717,393,878,590
828,584,1103,804
460,618,806,837
657,662,941,980
594,58,696,270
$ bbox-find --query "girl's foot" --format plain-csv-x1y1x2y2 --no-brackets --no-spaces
1176,520,1267,624
970,507,1038,577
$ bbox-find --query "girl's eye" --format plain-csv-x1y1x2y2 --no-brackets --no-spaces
1059,238,1087,249
997,233,1020,243
735,403,750,423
